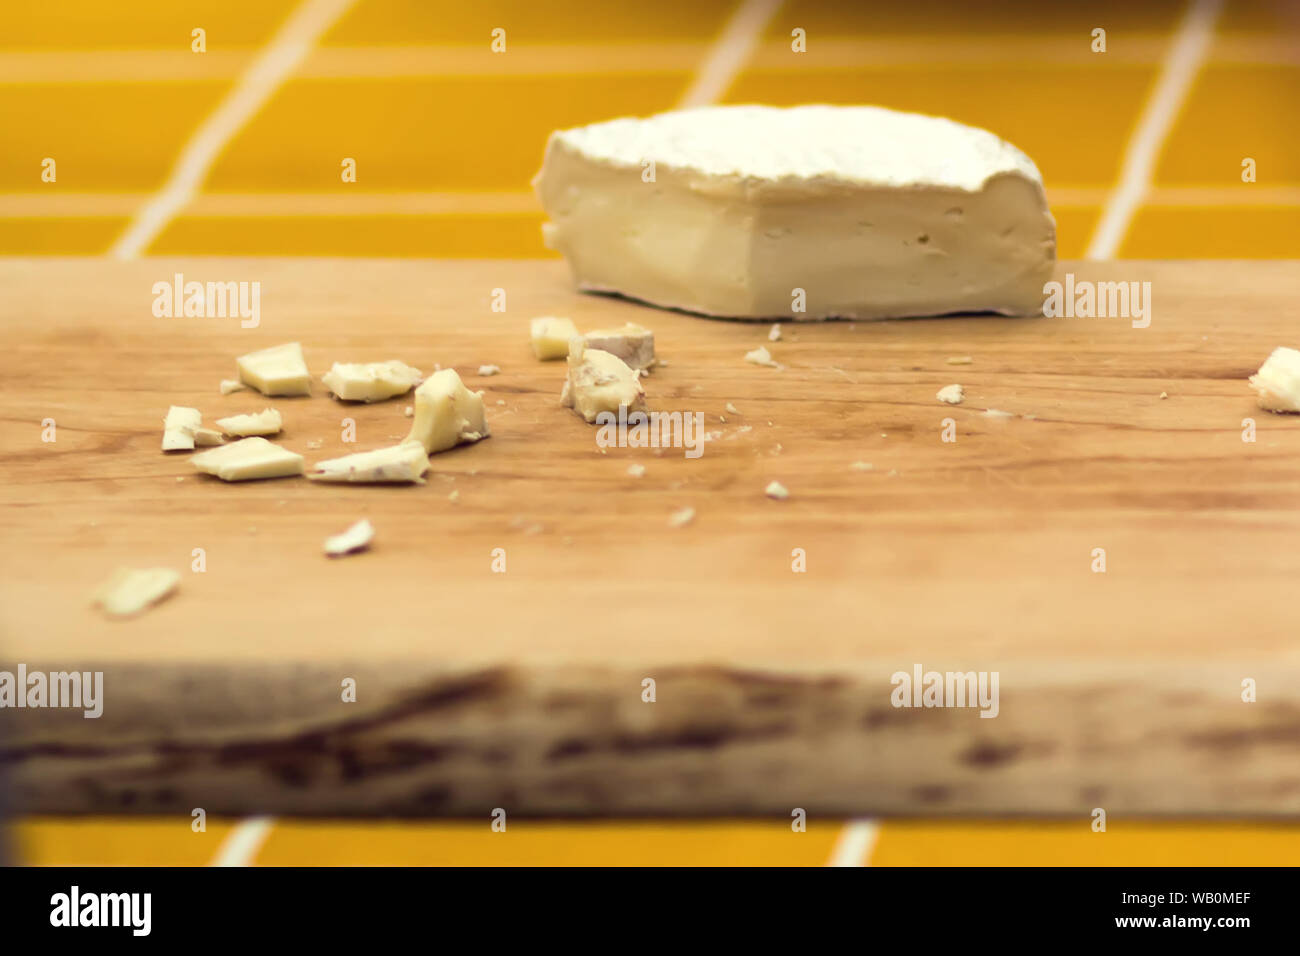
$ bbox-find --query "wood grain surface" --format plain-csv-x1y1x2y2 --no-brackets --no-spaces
1,257,1298,817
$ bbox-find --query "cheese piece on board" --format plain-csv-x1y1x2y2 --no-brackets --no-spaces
404,368,489,454
321,360,423,402
1248,346,1300,413
93,567,180,618
583,323,656,370
215,408,282,437
162,406,202,451
192,437,304,481
561,339,647,423
236,342,311,396
324,519,374,557
534,105,1056,320
531,316,579,359
307,443,430,484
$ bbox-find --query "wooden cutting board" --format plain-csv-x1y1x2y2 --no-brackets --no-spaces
1,257,1298,818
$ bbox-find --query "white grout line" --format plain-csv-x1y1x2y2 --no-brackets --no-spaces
209,816,276,867
677,0,784,108
826,819,881,866
1085,0,1223,260
108,0,358,260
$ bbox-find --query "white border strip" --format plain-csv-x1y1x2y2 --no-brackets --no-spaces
677,0,783,108
109,0,357,259
1085,0,1223,260
827,819,881,866
209,816,276,867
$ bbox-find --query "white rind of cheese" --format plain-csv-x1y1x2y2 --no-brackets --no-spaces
192,436,304,481
531,316,579,360
321,360,423,402
215,407,283,436
93,567,180,618
404,368,490,454
534,104,1056,320
583,323,656,370
1248,346,1300,413
308,443,430,484
162,406,203,451
561,340,647,423
324,519,374,557
236,342,312,396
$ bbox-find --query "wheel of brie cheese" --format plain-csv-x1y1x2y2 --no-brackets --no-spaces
533,104,1056,321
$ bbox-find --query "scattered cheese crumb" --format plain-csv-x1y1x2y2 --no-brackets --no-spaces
768,324,782,342
667,506,695,528
850,461,873,472
1159,391,1169,399
449,489,460,502
627,463,646,478
983,408,1014,419
725,402,740,415
306,439,323,450
403,405,414,417
324,519,374,557
945,356,974,365
744,346,781,369
1248,347,1300,412
936,384,964,405
530,316,579,360
93,567,179,618
765,480,790,500
478,364,501,376
219,379,247,395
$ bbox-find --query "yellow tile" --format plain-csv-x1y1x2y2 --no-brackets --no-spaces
1049,205,1102,259
1,0,297,50
766,0,1184,36
1218,0,1300,33
258,819,840,866
0,216,129,253
150,212,555,257
15,816,239,866
873,820,1300,866
0,82,231,191
1121,206,1300,257
323,0,735,45
1157,65,1300,185
724,67,1152,187
204,74,690,192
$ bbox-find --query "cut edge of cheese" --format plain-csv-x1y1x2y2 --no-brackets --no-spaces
307,442,430,484
236,342,312,396
192,436,304,481
561,340,647,423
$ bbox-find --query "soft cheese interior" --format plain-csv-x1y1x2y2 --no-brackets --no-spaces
534,105,1056,320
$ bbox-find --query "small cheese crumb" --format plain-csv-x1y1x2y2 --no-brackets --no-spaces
321,360,422,402
850,461,873,472
983,408,1014,419
768,324,782,342
215,407,282,437
765,480,790,500
93,567,179,618
627,463,646,478
561,340,646,423
936,384,965,405
162,406,202,451
236,342,311,396
744,346,782,369
324,519,373,557
667,506,696,528
1248,346,1300,412
219,379,247,395
530,316,579,360
403,406,414,417
478,364,501,376
725,402,740,415
448,489,460,502
192,437,304,481
1159,391,1169,400
308,443,429,484
945,356,974,365
583,323,656,370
